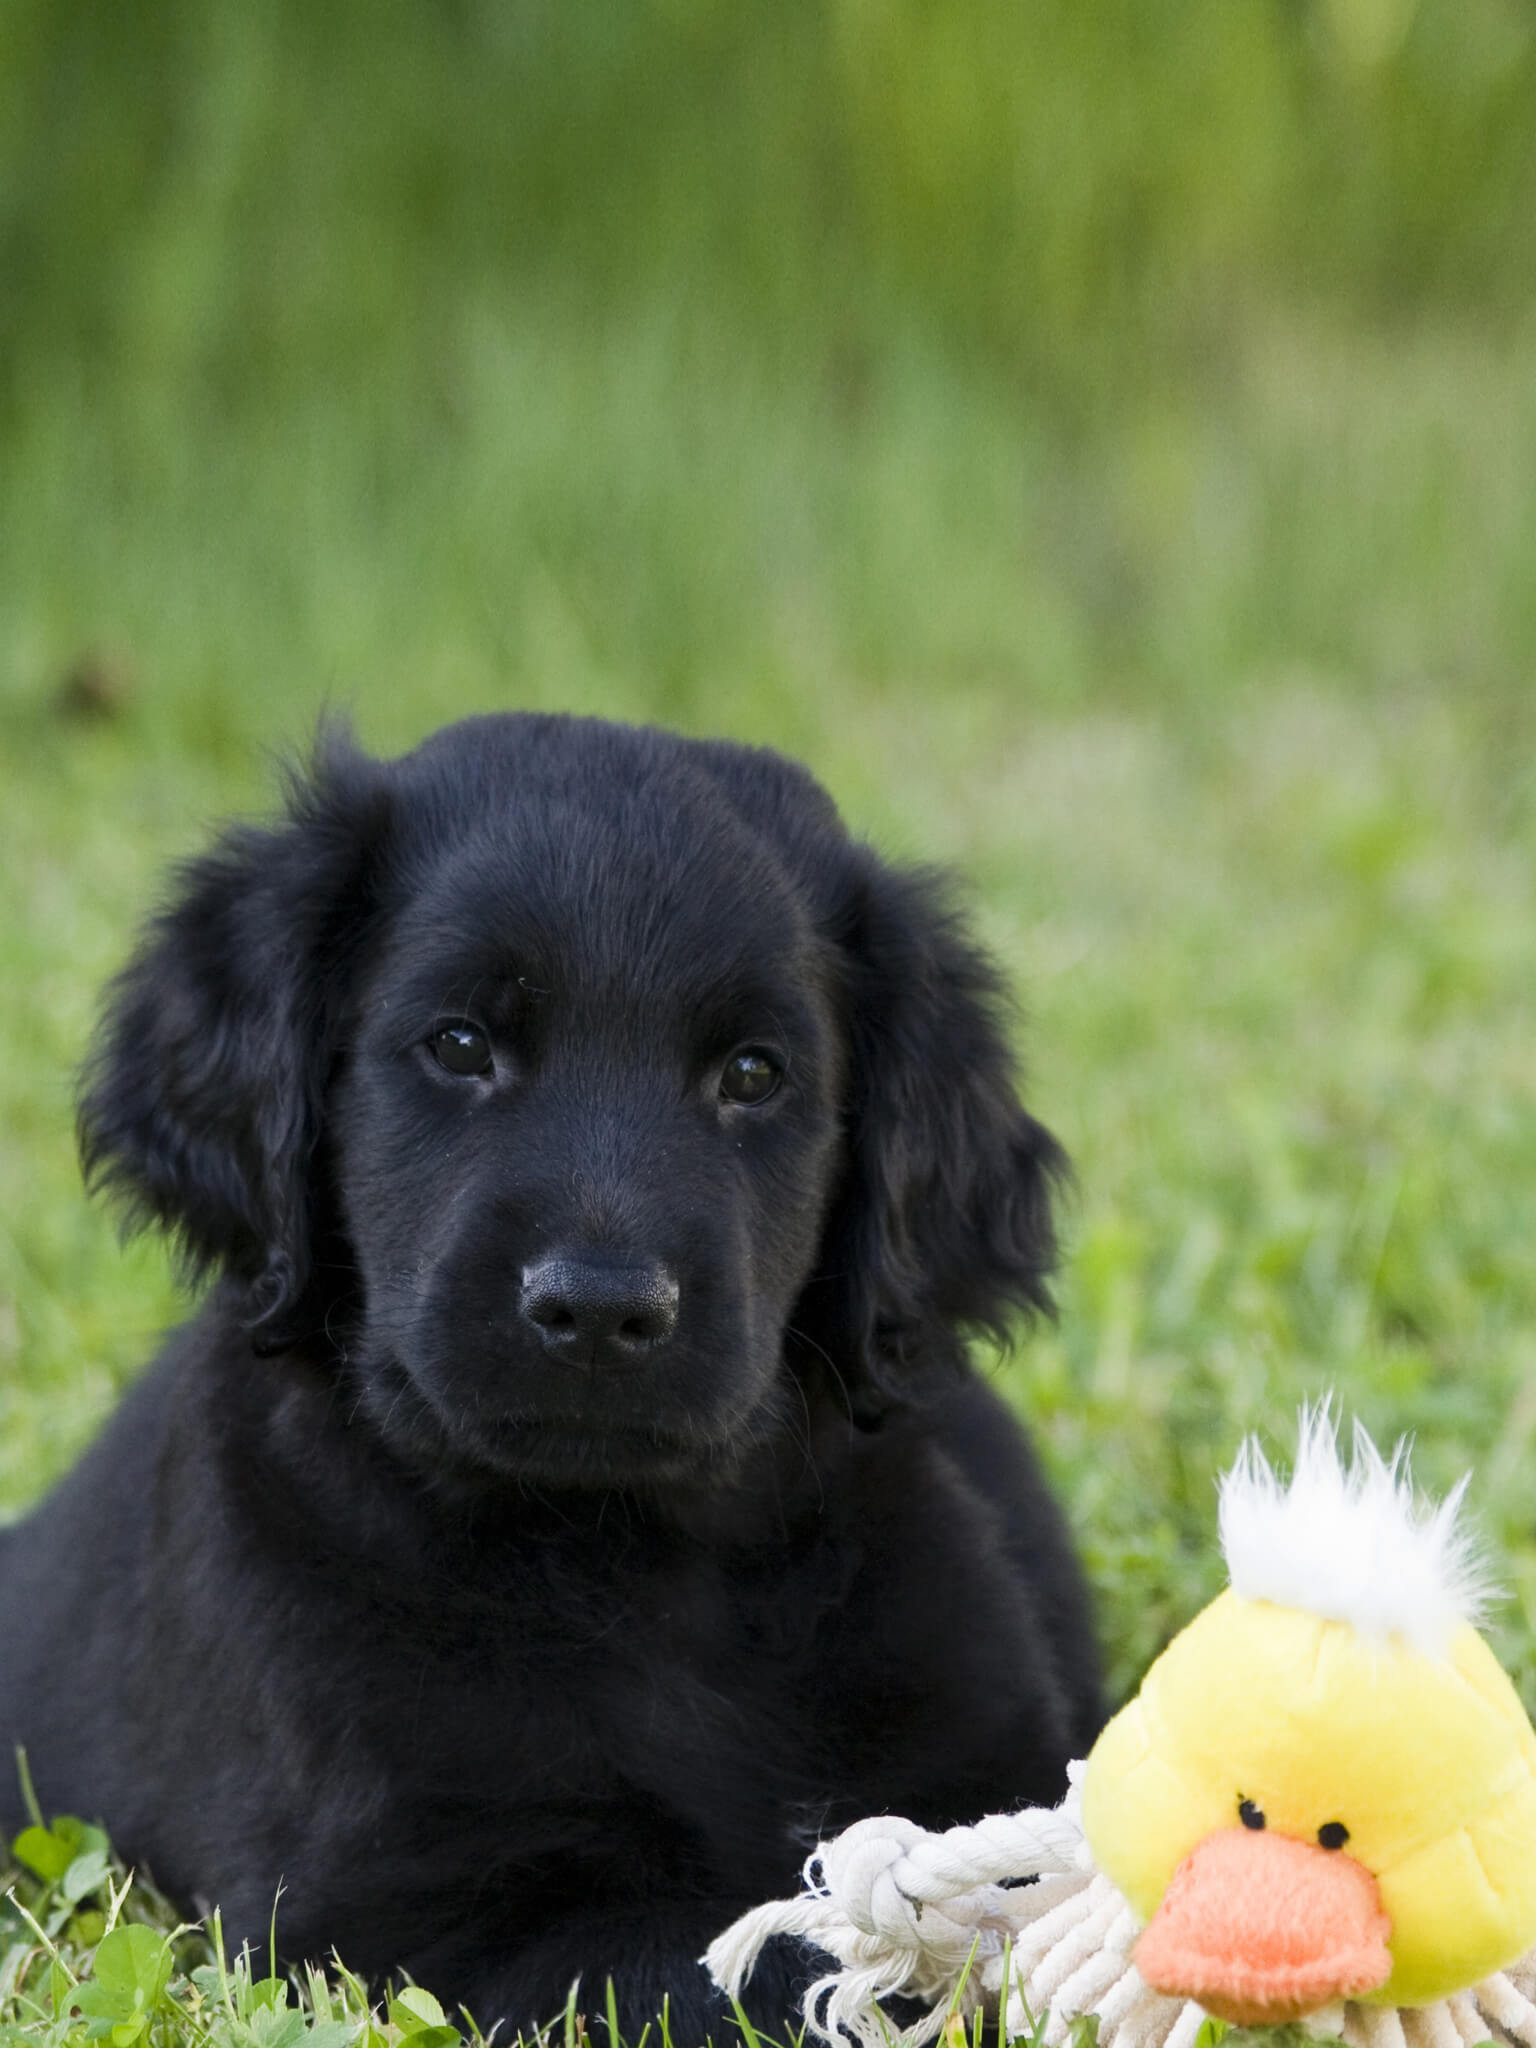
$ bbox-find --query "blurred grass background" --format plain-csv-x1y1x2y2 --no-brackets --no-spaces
2,0,1535,1707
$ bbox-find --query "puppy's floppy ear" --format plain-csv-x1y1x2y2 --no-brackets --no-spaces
77,728,390,1347
805,855,1067,1415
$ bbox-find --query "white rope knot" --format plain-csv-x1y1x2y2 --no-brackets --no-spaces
703,1766,1536,2048
818,1817,942,1945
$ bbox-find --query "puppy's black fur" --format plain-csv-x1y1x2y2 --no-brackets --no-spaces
0,716,1099,2041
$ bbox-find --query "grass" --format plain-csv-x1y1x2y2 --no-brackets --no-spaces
5,320,1535,1703
3,1,1536,2039
4,364,1535,2036
0,1796,502,2048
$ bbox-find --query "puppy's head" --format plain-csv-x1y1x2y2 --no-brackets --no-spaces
80,716,1063,1486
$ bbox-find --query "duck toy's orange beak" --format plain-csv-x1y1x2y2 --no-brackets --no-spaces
1134,1827,1393,2025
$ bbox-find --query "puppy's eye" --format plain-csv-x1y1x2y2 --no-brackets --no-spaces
429,1022,493,1076
719,1049,782,1106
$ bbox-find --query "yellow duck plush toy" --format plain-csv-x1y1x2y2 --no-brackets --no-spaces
709,1410,1536,2048
1082,1406,1536,2021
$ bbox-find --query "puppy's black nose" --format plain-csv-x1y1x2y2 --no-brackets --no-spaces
519,1256,680,1362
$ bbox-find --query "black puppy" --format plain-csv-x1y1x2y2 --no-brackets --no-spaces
0,716,1099,2041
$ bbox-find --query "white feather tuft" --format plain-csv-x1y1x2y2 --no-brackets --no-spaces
1218,1401,1495,1657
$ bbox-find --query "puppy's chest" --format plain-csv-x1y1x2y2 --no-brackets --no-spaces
378,1538,832,1809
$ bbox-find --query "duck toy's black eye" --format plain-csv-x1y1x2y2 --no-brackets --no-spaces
430,1022,493,1076
1237,1797,1266,1831
1317,1821,1350,1850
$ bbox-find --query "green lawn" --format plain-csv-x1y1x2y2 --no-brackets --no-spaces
4,3,1536,2039
5,312,1535,1704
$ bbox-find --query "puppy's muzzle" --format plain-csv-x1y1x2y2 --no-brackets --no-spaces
520,1256,681,1366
